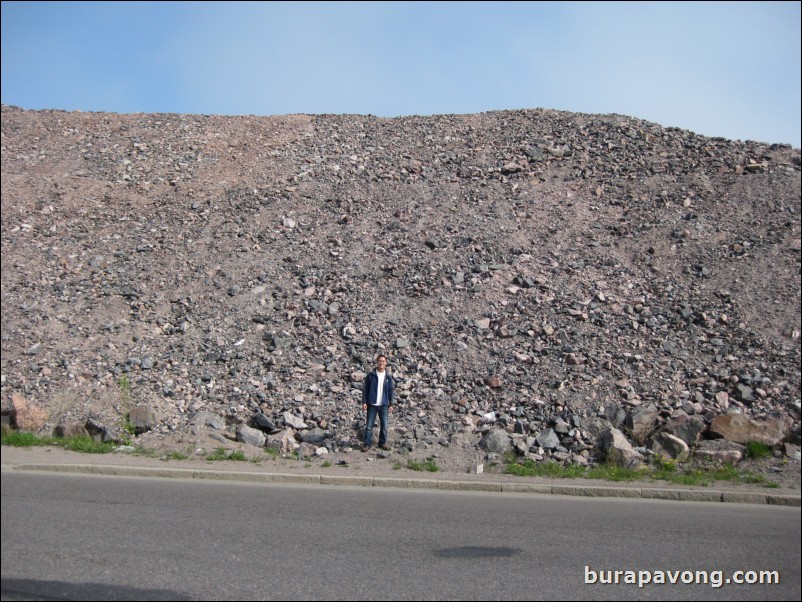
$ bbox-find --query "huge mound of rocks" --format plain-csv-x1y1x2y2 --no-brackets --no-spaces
2,105,800,468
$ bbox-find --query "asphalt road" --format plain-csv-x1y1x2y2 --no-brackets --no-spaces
1,471,800,600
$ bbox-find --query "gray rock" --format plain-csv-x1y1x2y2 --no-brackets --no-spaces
735,384,756,403
660,414,706,447
253,413,277,432
53,422,89,439
603,405,627,428
301,427,327,443
129,404,161,434
84,419,121,444
190,411,226,431
237,424,266,447
598,427,645,468
694,439,745,464
479,429,513,455
536,428,561,450
651,432,690,462
625,406,660,446
268,428,299,454
283,412,308,429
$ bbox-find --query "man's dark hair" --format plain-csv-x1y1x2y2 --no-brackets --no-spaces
377,354,387,362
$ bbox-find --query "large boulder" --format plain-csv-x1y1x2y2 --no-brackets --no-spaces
479,429,513,455
11,393,47,431
53,422,89,438
535,428,561,450
660,413,707,447
625,406,659,445
84,418,121,444
190,411,226,431
694,439,745,464
598,427,645,468
267,428,299,454
651,432,690,462
129,404,161,434
709,413,788,446
236,424,267,447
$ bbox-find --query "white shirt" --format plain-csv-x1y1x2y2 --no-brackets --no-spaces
373,370,386,405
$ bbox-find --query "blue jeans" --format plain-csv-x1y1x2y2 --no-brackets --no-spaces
364,404,389,447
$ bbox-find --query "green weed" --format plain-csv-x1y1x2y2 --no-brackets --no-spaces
506,459,591,479
263,446,280,458
745,441,772,459
1,429,115,454
584,464,642,482
407,457,440,472
162,450,189,461
1,430,45,447
62,435,116,454
205,447,230,461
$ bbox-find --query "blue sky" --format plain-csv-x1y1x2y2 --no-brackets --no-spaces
2,1,800,147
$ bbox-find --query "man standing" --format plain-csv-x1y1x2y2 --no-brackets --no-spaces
361,354,395,451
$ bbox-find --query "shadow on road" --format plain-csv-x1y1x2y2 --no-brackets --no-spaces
1,577,192,601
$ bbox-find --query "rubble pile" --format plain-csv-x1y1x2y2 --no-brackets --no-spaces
2,105,800,470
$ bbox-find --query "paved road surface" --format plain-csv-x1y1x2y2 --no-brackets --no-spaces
2,471,799,600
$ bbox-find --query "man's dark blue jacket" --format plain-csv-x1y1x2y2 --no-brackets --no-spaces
362,370,395,406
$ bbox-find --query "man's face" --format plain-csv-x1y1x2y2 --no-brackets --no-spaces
376,357,387,371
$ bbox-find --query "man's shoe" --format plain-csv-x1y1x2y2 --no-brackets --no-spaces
379,444,391,451
361,444,370,452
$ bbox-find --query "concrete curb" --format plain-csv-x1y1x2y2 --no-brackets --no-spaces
4,462,799,506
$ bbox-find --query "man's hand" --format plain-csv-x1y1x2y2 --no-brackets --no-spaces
362,403,367,411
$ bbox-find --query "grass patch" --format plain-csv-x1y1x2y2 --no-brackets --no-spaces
162,450,190,461
321,460,332,468
507,459,590,479
1,429,115,454
584,464,643,482
407,457,440,472
1,430,45,447
263,446,280,459
504,455,780,488
205,447,249,461
62,435,116,454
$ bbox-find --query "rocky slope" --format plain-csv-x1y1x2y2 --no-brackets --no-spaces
1,104,800,473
